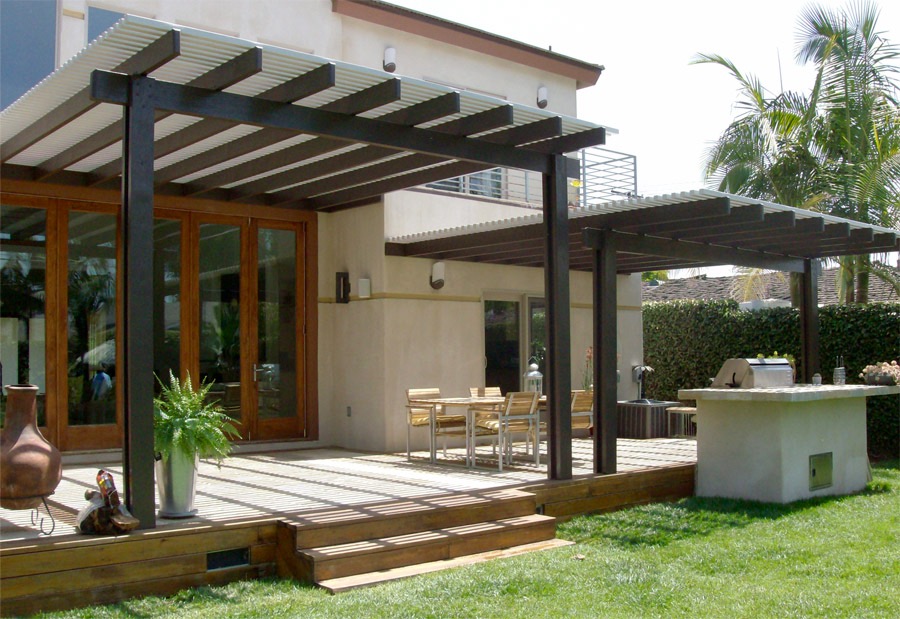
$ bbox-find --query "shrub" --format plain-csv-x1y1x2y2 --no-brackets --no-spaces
643,301,899,458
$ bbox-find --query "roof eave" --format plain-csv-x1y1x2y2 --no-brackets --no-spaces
332,0,604,89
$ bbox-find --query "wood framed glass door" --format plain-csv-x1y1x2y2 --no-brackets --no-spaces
59,202,122,450
192,215,307,442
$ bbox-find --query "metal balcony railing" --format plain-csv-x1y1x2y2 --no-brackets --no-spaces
420,147,637,209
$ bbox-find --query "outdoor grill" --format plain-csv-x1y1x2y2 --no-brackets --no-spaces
711,358,794,389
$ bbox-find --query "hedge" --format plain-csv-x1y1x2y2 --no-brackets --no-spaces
642,300,899,458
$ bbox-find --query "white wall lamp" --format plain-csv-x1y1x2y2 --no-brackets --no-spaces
358,278,371,299
536,85,548,109
383,47,397,73
430,261,445,290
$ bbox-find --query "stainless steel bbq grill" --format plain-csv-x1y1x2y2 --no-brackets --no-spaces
712,358,794,388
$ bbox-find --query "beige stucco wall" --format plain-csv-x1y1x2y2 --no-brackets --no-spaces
319,200,644,453
59,0,343,64
338,15,577,114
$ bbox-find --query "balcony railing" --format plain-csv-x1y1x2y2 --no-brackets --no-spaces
420,146,637,209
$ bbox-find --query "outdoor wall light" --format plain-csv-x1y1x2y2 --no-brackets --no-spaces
383,47,397,73
430,261,445,289
336,272,350,303
536,85,548,109
358,278,371,299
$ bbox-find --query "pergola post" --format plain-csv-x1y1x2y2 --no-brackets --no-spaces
121,75,156,529
591,231,617,474
799,258,820,384
543,154,572,480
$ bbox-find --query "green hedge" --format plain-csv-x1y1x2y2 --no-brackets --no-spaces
642,300,899,458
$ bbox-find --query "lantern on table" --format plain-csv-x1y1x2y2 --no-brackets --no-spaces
524,359,543,395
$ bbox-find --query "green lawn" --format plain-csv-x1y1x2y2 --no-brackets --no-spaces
37,462,899,619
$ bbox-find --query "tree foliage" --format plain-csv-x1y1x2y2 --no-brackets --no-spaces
642,300,900,457
695,1,900,304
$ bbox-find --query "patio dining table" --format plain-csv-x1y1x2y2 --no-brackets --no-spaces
409,395,546,468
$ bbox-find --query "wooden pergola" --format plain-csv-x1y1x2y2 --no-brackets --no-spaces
1,16,607,528
387,190,900,473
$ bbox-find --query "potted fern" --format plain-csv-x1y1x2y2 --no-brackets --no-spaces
153,371,240,518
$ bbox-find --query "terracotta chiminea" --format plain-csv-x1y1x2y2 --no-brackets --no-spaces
1,384,62,510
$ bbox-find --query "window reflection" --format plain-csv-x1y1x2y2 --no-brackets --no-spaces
67,211,117,426
0,205,48,426
199,224,241,419
154,219,181,391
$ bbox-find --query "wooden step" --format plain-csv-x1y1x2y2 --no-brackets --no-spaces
317,538,574,594
283,488,537,549
298,513,557,582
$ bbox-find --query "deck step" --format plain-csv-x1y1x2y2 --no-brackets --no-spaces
282,488,537,549
317,538,574,593
298,513,557,582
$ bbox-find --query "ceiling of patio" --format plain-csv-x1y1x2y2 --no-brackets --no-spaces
385,189,900,273
0,16,606,212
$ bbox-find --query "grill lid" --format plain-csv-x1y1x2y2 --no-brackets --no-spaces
712,358,794,388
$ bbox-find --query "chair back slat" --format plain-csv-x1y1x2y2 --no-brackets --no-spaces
407,387,441,402
504,391,538,416
469,386,502,398
571,390,593,413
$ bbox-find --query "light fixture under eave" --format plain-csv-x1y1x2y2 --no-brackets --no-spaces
430,261,445,289
383,47,396,73
536,85,548,109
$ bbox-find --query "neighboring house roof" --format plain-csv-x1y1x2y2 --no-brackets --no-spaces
641,268,900,305
332,0,605,88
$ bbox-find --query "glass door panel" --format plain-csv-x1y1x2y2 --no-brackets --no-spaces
66,211,118,427
255,227,298,425
153,218,181,389
528,298,546,375
198,223,242,422
484,300,520,395
1,205,48,427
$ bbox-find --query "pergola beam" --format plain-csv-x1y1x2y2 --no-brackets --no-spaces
88,71,582,174
225,92,464,201
583,229,806,273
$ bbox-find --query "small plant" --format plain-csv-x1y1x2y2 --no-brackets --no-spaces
859,361,900,386
582,346,593,391
153,371,241,463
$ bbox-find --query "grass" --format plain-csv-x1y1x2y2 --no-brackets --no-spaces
35,462,899,619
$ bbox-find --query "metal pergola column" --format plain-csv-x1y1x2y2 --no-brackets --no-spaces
543,154,572,480
799,259,821,384
591,231,617,474
121,76,156,529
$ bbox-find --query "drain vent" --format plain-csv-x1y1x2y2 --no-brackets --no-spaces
207,547,250,571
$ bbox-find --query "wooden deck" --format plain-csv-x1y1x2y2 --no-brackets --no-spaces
0,438,696,615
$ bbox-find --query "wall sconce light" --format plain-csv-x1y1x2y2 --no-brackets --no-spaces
536,85,548,109
383,47,397,73
430,261,445,290
336,272,350,303
358,278,371,299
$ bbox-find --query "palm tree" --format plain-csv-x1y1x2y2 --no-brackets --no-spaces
692,54,824,305
696,1,900,304
796,1,900,303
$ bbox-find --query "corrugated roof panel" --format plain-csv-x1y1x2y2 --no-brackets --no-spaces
386,188,898,244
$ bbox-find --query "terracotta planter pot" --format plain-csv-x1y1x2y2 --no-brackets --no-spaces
1,384,62,510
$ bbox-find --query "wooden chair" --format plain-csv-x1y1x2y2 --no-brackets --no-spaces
473,391,543,471
405,388,466,461
571,389,594,432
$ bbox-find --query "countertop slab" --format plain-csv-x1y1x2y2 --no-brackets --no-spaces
679,384,899,402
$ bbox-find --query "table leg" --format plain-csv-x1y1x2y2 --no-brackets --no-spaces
429,404,437,464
